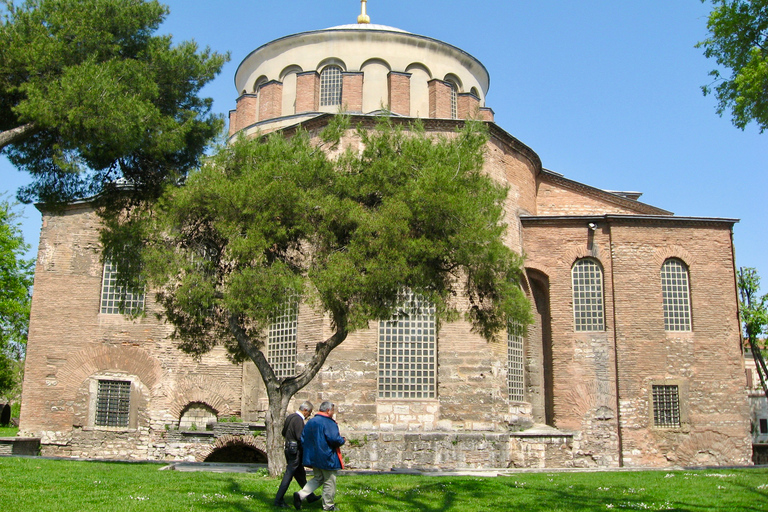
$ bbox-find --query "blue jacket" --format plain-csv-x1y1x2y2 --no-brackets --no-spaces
301,414,345,470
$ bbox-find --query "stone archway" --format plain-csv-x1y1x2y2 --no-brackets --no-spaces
200,434,268,463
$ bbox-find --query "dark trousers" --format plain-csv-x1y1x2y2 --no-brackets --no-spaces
274,449,307,504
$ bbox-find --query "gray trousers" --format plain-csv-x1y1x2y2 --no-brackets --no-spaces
297,468,337,510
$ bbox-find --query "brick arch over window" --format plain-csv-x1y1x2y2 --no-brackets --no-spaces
652,246,696,269
168,375,236,420
58,345,161,395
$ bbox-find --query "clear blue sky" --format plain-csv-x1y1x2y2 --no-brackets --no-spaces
2,1,766,290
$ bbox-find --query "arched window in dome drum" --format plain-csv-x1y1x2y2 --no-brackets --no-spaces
320,66,343,107
449,81,458,119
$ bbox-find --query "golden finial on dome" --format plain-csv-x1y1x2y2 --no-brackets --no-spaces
357,0,371,24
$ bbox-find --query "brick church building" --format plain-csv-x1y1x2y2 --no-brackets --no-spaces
18,8,752,468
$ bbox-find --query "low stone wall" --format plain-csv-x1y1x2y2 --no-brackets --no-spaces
0,437,41,456
342,431,512,470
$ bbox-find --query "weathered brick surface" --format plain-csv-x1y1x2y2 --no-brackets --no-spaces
428,79,452,119
234,94,258,133
521,218,751,467
296,72,320,113
457,92,480,120
258,81,283,122
387,72,411,116
19,121,751,470
341,72,364,112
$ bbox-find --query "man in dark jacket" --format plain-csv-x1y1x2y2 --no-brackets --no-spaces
293,401,345,511
274,401,320,508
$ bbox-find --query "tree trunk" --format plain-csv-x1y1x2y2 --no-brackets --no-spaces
0,122,37,150
265,388,291,476
228,312,348,476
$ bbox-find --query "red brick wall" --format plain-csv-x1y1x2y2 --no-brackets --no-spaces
428,79,452,119
296,71,320,113
457,92,480,120
234,94,258,134
342,72,363,112
19,205,244,456
388,72,411,116
521,218,751,467
258,81,283,122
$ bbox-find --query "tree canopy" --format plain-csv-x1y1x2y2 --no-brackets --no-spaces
0,0,228,205
737,267,768,398
107,116,531,473
698,0,768,132
0,199,33,398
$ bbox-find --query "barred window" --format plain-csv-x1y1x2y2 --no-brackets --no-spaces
268,299,298,379
100,260,145,315
95,380,131,428
378,292,436,399
508,322,525,402
448,81,458,119
661,258,691,331
652,384,681,428
320,66,343,107
572,259,604,331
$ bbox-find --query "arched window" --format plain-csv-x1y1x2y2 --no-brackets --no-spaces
320,65,343,107
378,291,436,399
660,258,691,331
179,402,218,430
448,81,458,119
268,298,298,379
572,258,604,331
508,322,525,402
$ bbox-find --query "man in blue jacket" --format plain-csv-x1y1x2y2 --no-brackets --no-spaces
293,401,345,511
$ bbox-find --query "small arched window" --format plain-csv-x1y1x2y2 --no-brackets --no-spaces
660,258,691,331
320,65,343,107
572,258,604,331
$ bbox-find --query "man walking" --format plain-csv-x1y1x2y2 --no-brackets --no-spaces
293,401,345,511
274,401,320,508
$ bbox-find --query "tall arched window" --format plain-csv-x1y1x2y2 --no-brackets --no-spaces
448,81,458,119
320,65,343,107
572,258,604,331
508,322,525,402
661,258,692,331
268,298,298,379
378,291,436,399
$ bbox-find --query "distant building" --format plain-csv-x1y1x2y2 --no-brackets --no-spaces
745,353,768,464
19,9,752,468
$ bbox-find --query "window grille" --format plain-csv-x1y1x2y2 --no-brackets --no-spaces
378,292,436,399
449,82,458,119
508,322,525,402
95,380,131,427
661,259,691,331
320,66,343,107
268,299,298,379
652,384,681,428
572,259,604,331
100,260,145,315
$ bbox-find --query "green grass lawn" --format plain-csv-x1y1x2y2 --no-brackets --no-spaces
0,457,766,511
0,426,19,437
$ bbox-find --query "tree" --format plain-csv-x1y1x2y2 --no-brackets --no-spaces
737,267,768,399
109,117,531,475
698,0,768,132
0,0,229,205
0,198,33,399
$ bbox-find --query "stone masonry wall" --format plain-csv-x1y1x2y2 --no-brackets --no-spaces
521,218,752,468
